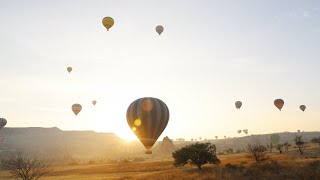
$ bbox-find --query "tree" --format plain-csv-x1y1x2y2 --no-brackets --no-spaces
247,143,268,162
266,142,273,153
225,148,233,154
172,143,220,170
276,144,284,154
294,135,306,155
1,152,52,180
311,137,320,144
283,142,291,152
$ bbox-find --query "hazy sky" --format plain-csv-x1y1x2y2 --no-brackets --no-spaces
1,0,320,140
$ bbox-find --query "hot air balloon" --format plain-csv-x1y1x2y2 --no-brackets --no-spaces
72,104,82,116
274,99,284,111
102,17,114,31
67,67,72,73
300,105,306,112
155,25,164,35
127,97,169,154
215,136,218,139
243,129,248,135
235,101,242,109
237,130,242,134
92,100,97,106
0,118,7,129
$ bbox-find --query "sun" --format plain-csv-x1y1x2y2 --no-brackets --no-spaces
116,129,138,141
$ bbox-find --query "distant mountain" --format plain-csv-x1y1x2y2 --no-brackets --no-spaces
1,128,319,160
0,127,122,160
173,131,320,152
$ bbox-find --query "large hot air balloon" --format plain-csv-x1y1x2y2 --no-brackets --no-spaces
235,101,242,109
127,97,169,154
274,99,284,111
72,104,82,116
300,105,306,112
67,67,72,73
237,130,242,134
102,17,114,31
92,100,97,106
0,118,7,129
155,25,164,35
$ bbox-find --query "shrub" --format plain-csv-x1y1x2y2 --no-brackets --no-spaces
247,143,268,162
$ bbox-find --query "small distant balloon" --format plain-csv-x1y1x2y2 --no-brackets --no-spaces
67,67,72,73
237,130,242,134
72,104,82,116
102,17,114,31
215,136,218,139
0,118,7,129
274,99,284,111
243,129,248,135
92,100,97,106
155,25,164,35
235,101,242,109
300,105,306,112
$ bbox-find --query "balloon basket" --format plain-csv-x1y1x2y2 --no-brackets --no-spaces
145,150,152,154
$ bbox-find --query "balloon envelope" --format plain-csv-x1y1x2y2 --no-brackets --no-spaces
155,25,164,35
92,100,97,106
67,67,72,73
0,118,7,129
300,105,306,112
126,97,169,153
102,17,114,31
274,99,284,111
72,104,82,116
235,101,242,109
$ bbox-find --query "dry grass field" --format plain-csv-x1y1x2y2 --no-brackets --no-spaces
0,143,318,180
1,148,320,180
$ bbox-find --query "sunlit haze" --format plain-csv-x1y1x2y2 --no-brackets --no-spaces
1,0,320,141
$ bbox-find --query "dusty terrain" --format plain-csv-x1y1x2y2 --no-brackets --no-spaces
1,146,319,180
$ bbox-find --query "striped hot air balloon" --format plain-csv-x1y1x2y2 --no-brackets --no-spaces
126,97,169,154
0,118,7,129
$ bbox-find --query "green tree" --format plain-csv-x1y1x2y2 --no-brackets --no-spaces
172,143,220,170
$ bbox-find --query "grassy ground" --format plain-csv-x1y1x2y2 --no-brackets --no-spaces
0,147,319,180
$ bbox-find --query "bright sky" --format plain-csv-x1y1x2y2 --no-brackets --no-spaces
0,0,320,141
